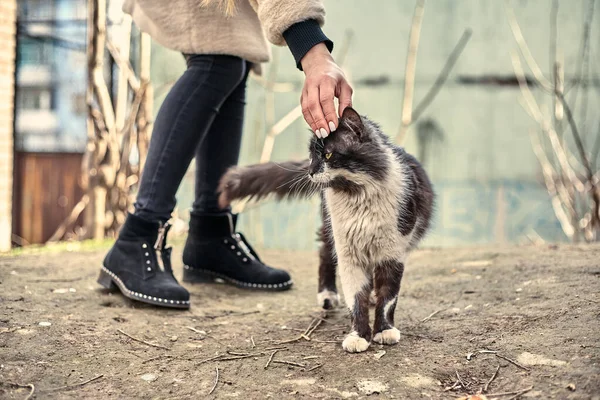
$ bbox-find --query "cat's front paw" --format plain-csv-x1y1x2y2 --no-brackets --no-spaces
317,290,340,310
342,332,370,353
373,327,401,345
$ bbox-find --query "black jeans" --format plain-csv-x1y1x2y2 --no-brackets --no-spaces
134,55,250,222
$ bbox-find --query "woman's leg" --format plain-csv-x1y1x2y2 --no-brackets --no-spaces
100,55,249,308
134,55,248,222
182,61,293,291
191,62,249,214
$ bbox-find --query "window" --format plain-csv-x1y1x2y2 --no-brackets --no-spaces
16,88,52,110
17,39,52,66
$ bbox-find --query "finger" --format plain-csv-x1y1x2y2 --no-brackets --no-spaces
301,89,320,137
337,81,353,117
308,83,329,138
320,79,338,133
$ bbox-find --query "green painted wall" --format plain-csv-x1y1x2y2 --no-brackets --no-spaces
149,0,600,249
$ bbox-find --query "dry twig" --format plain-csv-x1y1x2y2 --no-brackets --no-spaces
272,360,306,368
455,370,466,389
2,382,35,400
208,368,219,395
467,349,530,371
264,350,278,369
420,309,443,323
495,353,530,371
274,314,327,345
306,364,323,372
483,365,501,392
48,375,104,391
186,326,206,335
216,354,265,362
117,329,170,350
227,351,251,356
197,354,224,365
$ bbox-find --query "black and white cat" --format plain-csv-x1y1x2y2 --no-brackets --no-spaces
218,107,434,353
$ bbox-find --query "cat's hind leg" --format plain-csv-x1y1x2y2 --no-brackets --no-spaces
317,238,339,309
317,204,339,310
339,263,372,353
372,259,404,345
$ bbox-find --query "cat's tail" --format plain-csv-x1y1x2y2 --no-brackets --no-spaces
217,160,316,208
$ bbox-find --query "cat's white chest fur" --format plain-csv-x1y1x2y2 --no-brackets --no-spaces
324,152,410,268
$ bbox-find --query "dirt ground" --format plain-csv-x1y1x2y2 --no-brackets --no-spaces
1,243,599,399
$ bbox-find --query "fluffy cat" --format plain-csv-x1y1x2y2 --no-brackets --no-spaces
218,107,434,353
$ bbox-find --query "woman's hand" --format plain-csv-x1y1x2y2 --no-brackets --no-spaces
300,43,353,138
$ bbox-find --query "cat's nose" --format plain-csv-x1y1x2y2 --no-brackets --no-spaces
308,172,314,177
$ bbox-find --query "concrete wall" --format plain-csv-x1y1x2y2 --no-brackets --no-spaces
152,1,600,249
0,0,17,252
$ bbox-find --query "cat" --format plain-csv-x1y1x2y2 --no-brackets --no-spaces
218,107,434,353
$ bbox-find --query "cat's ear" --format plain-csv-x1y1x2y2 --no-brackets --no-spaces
341,107,364,138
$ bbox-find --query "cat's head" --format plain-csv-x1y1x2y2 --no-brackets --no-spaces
307,107,389,191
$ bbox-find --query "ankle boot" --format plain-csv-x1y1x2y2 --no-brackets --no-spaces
98,213,190,309
182,212,293,290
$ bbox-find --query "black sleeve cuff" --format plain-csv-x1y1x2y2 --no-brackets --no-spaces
283,19,334,71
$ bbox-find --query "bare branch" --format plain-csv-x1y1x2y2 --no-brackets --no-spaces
529,129,575,238
397,0,426,144
411,28,472,124
510,52,584,192
47,195,91,242
106,38,140,92
555,89,600,230
505,0,553,90
555,91,594,183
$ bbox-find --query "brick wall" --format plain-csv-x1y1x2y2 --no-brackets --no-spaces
0,0,16,251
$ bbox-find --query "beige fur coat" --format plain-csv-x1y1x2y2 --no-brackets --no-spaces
122,0,326,65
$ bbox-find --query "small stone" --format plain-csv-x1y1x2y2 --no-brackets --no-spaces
141,373,157,382
38,322,52,327
170,336,178,342
374,350,386,360
450,268,457,274
357,380,389,395
464,304,473,310
52,288,69,294
567,383,576,391
515,288,522,292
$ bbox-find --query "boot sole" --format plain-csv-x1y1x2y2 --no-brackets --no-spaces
97,266,190,309
182,265,293,291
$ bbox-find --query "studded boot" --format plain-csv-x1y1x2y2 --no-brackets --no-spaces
182,212,293,290
98,213,190,309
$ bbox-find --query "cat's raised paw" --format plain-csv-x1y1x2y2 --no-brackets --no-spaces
317,290,340,310
342,332,370,353
373,327,401,345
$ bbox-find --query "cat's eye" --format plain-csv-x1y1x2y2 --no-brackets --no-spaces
325,152,332,160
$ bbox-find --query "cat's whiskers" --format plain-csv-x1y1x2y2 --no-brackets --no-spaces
276,173,305,191
274,163,306,173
